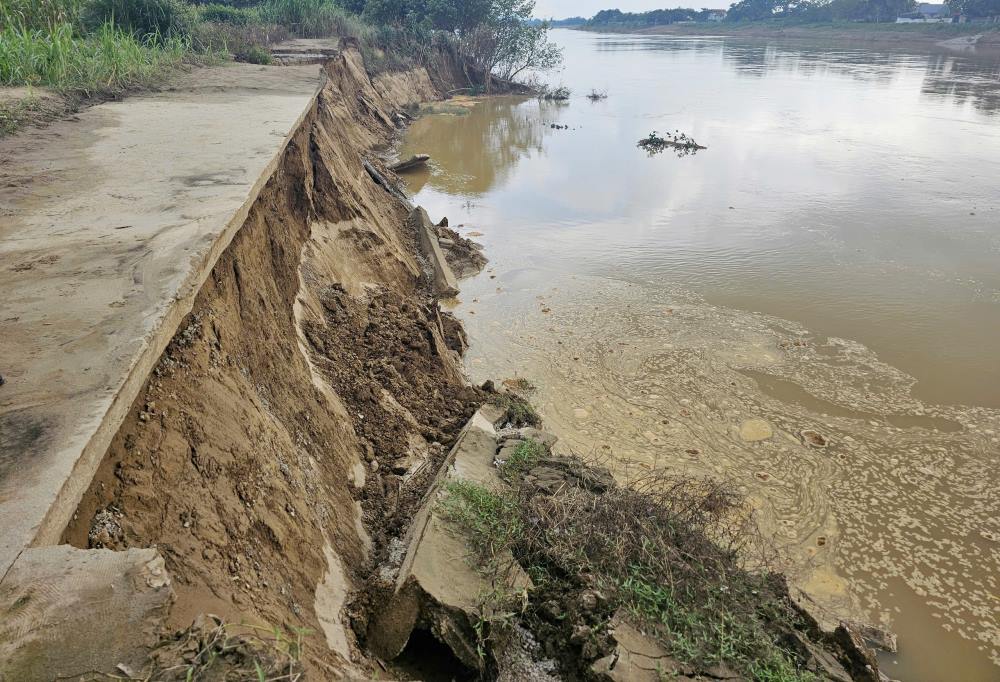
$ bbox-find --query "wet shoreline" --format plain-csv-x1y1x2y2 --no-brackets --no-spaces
400,29,1000,681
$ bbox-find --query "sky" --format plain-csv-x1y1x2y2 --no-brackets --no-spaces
533,0,721,19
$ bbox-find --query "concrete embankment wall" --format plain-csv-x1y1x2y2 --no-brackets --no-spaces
2,47,478,679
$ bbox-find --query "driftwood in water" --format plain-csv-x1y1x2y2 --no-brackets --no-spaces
389,154,430,173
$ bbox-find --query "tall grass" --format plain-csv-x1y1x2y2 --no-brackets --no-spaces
255,0,371,39
0,0,85,30
0,20,192,95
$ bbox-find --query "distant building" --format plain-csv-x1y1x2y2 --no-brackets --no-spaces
896,3,954,22
707,9,727,21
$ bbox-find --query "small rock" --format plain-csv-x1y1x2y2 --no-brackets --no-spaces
542,600,562,621
0,373,5,387
438,238,455,247
570,624,592,644
579,589,604,612
518,427,558,447
438,217,449,227
739,418,773,442
845,620,898,654
801,430,829,448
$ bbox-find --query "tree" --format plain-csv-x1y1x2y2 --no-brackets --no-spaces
726,0,780,21
947,0,1000,16
456,0,563,90
351,0,562,87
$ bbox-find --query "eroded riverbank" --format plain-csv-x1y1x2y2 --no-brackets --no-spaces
399,29,1000,682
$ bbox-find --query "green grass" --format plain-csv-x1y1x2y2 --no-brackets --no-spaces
439,463,823,681
620,567,817,681
256,0,367,39
439,480,524,571
0,0,85,30
498,439,546,481
0,21,195,96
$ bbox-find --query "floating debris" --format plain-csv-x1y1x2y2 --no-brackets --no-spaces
800,429,829,448
638,130,706,157
541,86,571,101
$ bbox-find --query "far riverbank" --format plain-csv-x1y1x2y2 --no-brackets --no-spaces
577,21,1000,53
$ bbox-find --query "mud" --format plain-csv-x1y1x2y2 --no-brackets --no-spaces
459,271,1000,678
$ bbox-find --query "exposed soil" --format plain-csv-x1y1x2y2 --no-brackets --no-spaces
302,284,484,554
60,46,483,678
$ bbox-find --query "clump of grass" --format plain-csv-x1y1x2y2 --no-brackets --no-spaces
501,376,535,393
488,392,540,427
256,0,363,39
0,0,85,30
193,20,287,63
438,480,523,571
81,0,197,39
0,21,197,96
519,473,816,680
0,95,43,136
586,88,608,101
195,3,256,26
498,439,546,482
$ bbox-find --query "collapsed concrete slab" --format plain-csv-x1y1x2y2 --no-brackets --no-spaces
0,545,174,680
390,153,431,172
408,206,460,298
366,404,529,669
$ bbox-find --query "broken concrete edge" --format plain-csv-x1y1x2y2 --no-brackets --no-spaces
389,153,430,172
0,545,174,680
0,74,329,585
366,404,558,667
409,205,460,298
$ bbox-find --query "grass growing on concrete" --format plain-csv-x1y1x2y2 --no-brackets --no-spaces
497,440,546,481
439,480,523,572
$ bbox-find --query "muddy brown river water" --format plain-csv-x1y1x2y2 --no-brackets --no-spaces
399,29,1000,681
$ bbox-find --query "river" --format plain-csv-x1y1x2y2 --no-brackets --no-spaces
399,29,1000,681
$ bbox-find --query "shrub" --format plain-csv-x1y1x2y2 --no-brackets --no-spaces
255,0,357,38
81,0,197,39
240,44,272,64
192,20,288,60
